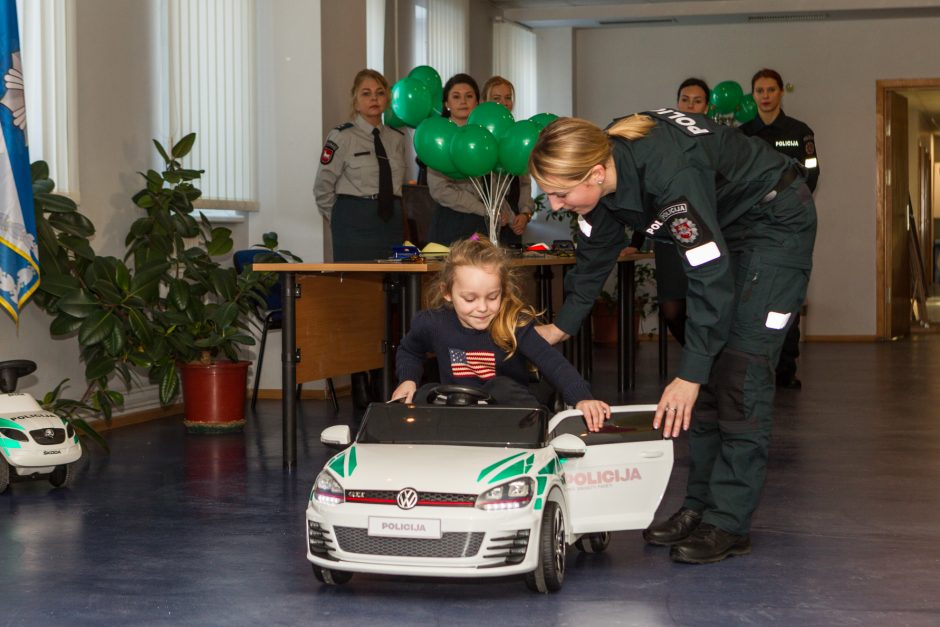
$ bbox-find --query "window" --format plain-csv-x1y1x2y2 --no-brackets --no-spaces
166,0,257,211
17,0,78,194
427,0,467,82
366,0,385,73
492,19,537,120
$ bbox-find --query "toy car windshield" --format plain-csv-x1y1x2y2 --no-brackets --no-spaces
357,404,546,448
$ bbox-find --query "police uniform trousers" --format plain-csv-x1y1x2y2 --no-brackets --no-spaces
653,240,688,302
683,178,816,535
331,195,404,262
426,205,486,247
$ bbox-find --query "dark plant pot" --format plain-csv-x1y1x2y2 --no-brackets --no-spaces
179,361,249,434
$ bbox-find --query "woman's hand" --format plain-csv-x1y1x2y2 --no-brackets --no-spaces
535,323,570,345
621,246,639,255
391,380,417,403
653,377,701,438
511,213,530,235
577,400,611,432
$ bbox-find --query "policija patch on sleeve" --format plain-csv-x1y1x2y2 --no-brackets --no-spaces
645,199,721,267
320,140,338,165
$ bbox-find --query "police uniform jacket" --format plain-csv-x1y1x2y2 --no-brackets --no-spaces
557,108,809,384
740,110,819,192
313,114,407,221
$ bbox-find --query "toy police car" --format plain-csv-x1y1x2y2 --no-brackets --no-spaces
306,388,673,593
0,360,82,493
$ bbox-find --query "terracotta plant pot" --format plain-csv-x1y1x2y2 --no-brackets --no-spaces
179,361,250,434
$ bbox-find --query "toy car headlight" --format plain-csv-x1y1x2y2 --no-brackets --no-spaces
0,428,28,442
313,471,345,505
475,478,534,511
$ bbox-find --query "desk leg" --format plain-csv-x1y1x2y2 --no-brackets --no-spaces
382,275,398,401
659,308,668,380
405,274,420,327
617,261,637,393
281,271,297,471
543,266,555,322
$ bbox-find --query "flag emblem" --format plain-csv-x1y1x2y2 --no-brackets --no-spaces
449,348,496,380
0,1,39,323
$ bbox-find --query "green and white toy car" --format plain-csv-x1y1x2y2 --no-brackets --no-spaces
0,360,82,493
306,388,673,593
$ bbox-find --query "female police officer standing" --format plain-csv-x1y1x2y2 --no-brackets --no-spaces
529,110,816,564
314,69,406,262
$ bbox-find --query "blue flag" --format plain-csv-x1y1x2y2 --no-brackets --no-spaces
0,0,38,323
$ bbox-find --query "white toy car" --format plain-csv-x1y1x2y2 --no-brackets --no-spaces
306,387,673,593
0,360,82,493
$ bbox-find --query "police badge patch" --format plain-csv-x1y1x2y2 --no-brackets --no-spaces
320,140,338,165
670,217,700,245
653,198,721,266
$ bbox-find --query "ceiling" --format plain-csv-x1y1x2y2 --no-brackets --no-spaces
490,0,940,29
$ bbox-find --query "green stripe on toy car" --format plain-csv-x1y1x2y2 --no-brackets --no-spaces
534,497,543,511
537,459,557,476
535,475,547,496
476,452,526,482
347,446,357,476
328,452,346,478
0,418,25,431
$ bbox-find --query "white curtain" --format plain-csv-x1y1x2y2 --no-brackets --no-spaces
366,0,385,74
18,0,77,194
167,0,257,210
427,0,467,83
492,19,537,120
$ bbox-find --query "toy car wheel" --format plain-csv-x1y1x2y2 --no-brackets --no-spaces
49,462,75,488
575,532,611,553
524,501,566,593
311,563,353,586
0,457,10,494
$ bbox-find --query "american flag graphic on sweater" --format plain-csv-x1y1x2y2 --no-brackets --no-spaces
448,348,497,380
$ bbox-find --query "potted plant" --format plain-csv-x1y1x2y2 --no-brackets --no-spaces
590,261,658,345
31,134,296,433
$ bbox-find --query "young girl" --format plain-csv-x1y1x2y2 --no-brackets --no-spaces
391,238,610,431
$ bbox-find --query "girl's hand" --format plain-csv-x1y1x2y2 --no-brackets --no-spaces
577,400,611,432
653,377,701,438
391,380,417,403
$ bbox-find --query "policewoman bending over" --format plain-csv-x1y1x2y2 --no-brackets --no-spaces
529,111,816,564
314,69,406,262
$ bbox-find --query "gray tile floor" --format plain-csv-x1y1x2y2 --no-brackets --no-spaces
2,337,940,626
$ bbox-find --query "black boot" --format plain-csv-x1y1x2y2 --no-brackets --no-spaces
669,523,751,564
351,372,371,410
642,508,702,546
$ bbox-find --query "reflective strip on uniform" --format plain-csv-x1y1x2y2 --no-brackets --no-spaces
765,311,791,329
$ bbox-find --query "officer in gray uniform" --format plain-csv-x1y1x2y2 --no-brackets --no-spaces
314,69,407,262
426,169,510,246
529,110,816,564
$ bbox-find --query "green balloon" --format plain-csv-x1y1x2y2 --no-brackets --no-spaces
498,120,541,176
408,66,444,114
468,102,515,139
413,116,459,173
734,93,758,124
528,112,559,130
710,80,744,115
450,124,499,177
391,77,432,127
442,170,468,180
384,105,407,129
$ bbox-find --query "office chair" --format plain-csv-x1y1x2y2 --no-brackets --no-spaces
233,249,338,411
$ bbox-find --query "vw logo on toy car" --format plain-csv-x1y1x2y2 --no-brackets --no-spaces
396,488,419,510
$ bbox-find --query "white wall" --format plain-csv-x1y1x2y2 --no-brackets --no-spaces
574,16,940,337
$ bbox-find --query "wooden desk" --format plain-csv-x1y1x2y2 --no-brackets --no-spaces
255,251,653,469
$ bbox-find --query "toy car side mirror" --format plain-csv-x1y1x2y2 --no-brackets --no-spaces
549,433,586,458
320,425,352,450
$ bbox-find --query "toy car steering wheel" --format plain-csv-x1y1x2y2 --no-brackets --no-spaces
0,359,37,394
426,385,494,407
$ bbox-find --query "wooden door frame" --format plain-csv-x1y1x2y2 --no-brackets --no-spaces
875,78,940,339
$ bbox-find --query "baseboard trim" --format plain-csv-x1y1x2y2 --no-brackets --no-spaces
804,335,879,342
90,403,185,432
256,385,351,400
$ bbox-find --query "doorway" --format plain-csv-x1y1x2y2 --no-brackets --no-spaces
876,79,940,338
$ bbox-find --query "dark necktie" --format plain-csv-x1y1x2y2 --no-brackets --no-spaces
372,128,393,222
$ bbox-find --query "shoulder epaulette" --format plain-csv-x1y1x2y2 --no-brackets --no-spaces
389,127,405,136
334,122,354,131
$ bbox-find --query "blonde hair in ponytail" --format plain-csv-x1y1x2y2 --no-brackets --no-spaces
429,238,539,358
529,115,656,189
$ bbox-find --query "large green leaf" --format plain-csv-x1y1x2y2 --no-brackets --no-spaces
167,279,190,310
102,322,126,355
209,268,236,300
171,133,196,159
36,192,78,213
206,232,233,257
85,353,116,380
79,310,116,345
213,302,238,329
152,139,171,164
125,308,152,344
159,365,180,405
32,179,55,194
31,160,50,181
40,273,81,297
57,289,99,318
59,234,96,261
50,313,83,336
